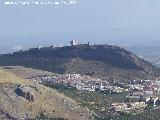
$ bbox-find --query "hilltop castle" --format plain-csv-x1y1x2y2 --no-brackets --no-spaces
70,40,90,46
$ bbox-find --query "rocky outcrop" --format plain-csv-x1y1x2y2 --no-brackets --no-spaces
15,85,34,102
0,69,93,120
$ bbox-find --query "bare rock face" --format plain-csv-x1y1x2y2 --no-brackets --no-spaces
15,85,34,102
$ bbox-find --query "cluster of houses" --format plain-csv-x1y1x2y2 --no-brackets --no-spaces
29,74,106,91
112,80,160,112
28,73,160,113
29,74,129,93
127,80,160,105
112,102,147,112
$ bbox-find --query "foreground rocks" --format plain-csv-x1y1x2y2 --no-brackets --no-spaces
15,85,34,102
0,82,93,120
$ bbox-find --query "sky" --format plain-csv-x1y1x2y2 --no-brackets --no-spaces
0,0,160,52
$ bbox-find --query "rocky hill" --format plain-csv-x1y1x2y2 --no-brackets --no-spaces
0,68,92,120
0,44,159,81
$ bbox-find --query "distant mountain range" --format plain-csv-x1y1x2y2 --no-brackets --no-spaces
0,44,159,81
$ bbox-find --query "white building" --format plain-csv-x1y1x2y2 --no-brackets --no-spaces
70,40,77,46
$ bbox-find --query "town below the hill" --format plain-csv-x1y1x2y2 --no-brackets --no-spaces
28,73,160,114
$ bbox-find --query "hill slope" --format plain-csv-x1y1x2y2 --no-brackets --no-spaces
0,68,92,120
0,44,159,81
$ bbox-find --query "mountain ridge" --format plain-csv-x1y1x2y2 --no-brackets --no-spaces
0,44,159,81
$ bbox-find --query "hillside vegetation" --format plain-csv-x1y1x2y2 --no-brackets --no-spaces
44,82,160,120
4,66,160,120
0,44,159,81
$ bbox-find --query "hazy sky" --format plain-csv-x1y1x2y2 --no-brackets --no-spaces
0,0,160,51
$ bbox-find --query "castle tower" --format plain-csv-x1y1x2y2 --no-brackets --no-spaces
70,40,77,46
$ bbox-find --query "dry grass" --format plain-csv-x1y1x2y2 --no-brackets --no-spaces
0,68,30,85
0,68,92,120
